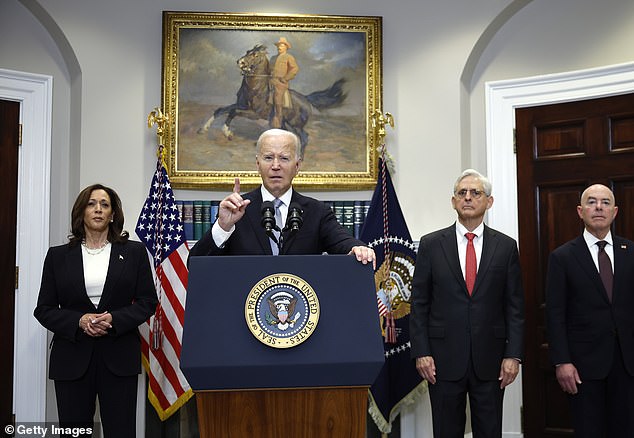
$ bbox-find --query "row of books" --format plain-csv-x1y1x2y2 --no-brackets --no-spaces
176,200,373,242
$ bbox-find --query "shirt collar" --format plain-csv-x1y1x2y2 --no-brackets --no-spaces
456,221,484,239
583,228,613,247
260,185,293,206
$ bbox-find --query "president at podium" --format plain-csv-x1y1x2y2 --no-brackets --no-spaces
189,128,375,265
185,128,381,438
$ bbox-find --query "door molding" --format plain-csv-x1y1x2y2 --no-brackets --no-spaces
486,61,634,237
0,68,52,422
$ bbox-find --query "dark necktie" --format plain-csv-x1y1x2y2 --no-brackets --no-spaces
597,240,613,302
270,198,283,255
465,232,477,295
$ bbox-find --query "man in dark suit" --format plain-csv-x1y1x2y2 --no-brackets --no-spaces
546,184,634,438
189,128,375,264
410,169,525,438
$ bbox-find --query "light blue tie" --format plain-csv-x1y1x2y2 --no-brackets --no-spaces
270,198,283,255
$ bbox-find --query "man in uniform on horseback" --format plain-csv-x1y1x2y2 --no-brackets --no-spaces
270,37,299,128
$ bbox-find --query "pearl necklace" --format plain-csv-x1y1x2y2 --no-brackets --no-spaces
82,240,110,255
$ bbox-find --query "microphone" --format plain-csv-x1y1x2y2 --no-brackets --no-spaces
285,202,304,233
261,201,279,236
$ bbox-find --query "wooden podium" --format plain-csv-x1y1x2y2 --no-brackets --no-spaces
182,255,384,438
196,387,368,437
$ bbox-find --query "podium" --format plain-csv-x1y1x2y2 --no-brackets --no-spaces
182,254,385,437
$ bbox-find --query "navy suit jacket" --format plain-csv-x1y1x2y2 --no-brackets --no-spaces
410,224,525,381
34,240,157,380
546,235,634,378
189,188,366,257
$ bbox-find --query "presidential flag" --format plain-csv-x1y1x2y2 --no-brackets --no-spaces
136,156,193,420
360,159,426,433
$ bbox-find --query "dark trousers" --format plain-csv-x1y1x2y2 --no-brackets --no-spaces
54,346,138,438
569,342,634,438
428,358,504,438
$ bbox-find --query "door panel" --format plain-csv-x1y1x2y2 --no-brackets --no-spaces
516,92,634,437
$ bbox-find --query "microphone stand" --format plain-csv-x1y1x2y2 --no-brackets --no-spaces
282,204,304,240
261,200,282,250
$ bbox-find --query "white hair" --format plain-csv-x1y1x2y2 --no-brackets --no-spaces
255,128,301,159
453,168,492,196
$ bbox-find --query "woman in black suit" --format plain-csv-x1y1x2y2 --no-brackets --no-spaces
34,184,157,437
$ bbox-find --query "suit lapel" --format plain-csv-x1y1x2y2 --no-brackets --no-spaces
472,226,498,296
440,225,465,291
98,242,126,311
611,236,631,303
66,244,93,307
570,236,609,302
244,190,273,254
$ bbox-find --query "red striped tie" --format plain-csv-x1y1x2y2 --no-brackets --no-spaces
465,233,477,295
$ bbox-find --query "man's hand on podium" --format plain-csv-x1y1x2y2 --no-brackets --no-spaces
349,245,376,269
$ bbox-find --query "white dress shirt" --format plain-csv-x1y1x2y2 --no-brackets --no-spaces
582,228,614,272
81,243,111,307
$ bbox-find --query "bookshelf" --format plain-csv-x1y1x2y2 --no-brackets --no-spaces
176,199,372,242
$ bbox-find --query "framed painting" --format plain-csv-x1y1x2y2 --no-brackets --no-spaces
161,11,382,190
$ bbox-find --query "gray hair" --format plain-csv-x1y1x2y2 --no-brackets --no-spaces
255,128,301,159
453,168,492,196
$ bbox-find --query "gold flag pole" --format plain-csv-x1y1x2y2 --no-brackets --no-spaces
370,108,397,315
371,110,397,438
146,107,169,352
371,108,394,149
147,107,169,165
371,108,395,175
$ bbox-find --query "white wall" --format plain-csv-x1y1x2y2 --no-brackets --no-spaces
5,0,634,238
468,0,634,178
3,0,634,436
3,0,530,241
1,0,73,244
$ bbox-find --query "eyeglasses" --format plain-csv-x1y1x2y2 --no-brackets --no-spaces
454,189,485,199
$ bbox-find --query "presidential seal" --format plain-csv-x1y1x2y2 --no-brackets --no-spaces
367,235,417,348
245,273,320,348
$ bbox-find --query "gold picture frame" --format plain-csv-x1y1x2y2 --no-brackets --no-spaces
161,11,382,190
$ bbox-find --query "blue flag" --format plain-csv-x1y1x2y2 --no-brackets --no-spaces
360,160,426,433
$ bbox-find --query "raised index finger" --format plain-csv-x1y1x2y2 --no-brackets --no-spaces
233,177,241,194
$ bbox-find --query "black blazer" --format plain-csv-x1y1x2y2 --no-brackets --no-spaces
410,224,525,381
546,235,634,378
34,240,157,380
189,188,366,257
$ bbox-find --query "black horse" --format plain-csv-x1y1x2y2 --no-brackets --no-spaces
197,44,346,157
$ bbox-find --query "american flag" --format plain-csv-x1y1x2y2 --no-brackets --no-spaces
135,157,193,420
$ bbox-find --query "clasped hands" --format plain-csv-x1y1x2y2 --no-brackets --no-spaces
79,311,112,337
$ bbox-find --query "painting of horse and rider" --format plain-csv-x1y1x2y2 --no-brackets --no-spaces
166,17,381,189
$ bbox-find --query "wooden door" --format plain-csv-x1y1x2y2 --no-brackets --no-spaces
0,99,20,427
516,93,634,437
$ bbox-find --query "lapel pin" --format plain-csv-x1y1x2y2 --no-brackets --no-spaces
119,254,124,260
621,245,627,249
